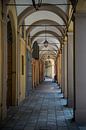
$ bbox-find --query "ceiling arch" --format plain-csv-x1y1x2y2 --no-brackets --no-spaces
26,19,65,36
39,44,58,52
40,53,57,59
18,4,68,25
40,52,56,60
15,1,69,61
31,30,62,45
30,26,62,39
34,35,60,49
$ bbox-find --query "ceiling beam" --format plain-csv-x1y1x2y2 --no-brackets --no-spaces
6,3,71,6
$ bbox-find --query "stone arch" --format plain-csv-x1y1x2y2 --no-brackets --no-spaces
18,4,68,25
39,44,58,51
31,30,62,46
40,52,57,59
26,19,65,36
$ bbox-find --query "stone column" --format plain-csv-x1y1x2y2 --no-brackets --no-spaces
17,28,21,105
61,42,68,98
61,45,64,93
37,60,39,85
64,42,68,98
1,14,8,119
62,41,67,98
57,52,62,87
67,32,74,108
57,55,60,85
59,51,62,88
74,12,86,123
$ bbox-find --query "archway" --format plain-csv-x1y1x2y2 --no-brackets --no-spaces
44,59,55,80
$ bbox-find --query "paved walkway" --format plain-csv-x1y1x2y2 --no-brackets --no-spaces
0,81,81,130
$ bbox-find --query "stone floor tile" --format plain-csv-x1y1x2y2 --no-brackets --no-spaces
58,126,68,130
0,81,80,130
24,126,35,130
79,127,86,130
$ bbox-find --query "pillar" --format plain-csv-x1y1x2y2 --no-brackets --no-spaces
36,60,39,85
67,32,74,108
61,42,68,98
57,54,60,85
57,53,61,86
32,59,35,88
59,51,62,88
75,12,86,123
61,45,65,93
17,28,21,104
1,13,7,119
64,42,68,98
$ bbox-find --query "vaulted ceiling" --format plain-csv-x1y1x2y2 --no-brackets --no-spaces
14,0,72,61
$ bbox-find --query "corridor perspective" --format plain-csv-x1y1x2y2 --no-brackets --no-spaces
0,0,86,130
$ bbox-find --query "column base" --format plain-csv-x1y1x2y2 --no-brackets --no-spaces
75,109,86,124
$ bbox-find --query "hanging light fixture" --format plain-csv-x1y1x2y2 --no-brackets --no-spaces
44,25,48,48
44,40,48,48
32,0,42,10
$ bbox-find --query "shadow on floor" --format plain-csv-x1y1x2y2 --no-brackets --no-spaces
0,81,81,130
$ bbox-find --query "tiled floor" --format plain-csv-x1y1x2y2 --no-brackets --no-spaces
0,81,81,130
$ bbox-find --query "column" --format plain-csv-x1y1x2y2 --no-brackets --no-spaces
1,14,8,119
61,45,64,93
75,12,86,123
67,32,74,108
61,42,68,98
64,42,68,98
37,60,39,85
57,54,60,86
32,60,35,88
59,51,62,88
17,28,21,104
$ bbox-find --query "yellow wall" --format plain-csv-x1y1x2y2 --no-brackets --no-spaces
19,38,26,102
57,50,62,86
76,0,86,11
